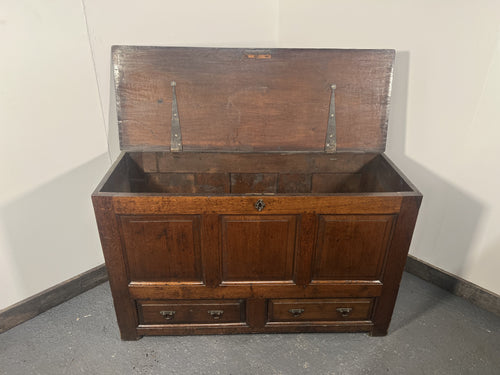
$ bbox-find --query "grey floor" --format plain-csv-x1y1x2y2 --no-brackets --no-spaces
0,273,499,375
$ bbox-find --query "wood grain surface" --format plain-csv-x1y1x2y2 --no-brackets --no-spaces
114,47,394,152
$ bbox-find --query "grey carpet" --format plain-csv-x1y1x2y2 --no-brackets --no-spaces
0,272,499,375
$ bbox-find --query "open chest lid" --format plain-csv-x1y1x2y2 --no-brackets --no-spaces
113,46,395,153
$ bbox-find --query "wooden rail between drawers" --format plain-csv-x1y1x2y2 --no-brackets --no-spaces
127,282,383,300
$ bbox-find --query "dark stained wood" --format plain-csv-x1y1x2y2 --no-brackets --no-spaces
371,196,422,336
92,196,140,340
153,152,378,174
367,156,413,192
230,173,277,194
379,153,420,193
119,215,203,282
141,152,157,173
405,255,500,317
145,173,229,194
138,299,245,324
110,196,403,215
294,213,317,286
136,322,373,336
246,298,267,328
311,173,362,193
312,215,396,281
114,47,394,152
0,264,107,334
201,214,221,288
197,173,230,194
101,152,418,194
127,282,383,300
278,174,311,194
92,47,422,340
93,153,420,339
99,152,130,193
220,215,297,281
146,173,196,194
268,298,373,322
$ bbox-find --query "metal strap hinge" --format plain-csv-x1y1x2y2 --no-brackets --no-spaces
170,81,182,152
325,84,337,153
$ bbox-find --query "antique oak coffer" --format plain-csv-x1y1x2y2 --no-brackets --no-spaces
92,46,422,340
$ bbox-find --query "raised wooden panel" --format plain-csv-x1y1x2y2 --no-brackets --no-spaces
221,215,297,282
119,215,202,282
312,215,395,281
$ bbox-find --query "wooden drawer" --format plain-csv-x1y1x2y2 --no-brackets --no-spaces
138,300,245,325
268,298,373,322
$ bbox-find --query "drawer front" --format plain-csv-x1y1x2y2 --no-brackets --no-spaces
138,300,245,325
268,298,373,322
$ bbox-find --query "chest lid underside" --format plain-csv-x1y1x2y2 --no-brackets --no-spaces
113,46,395,153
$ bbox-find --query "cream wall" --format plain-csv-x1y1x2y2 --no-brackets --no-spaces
0,0,110,310
0,0,280,311
1,0,498,310
277,0,500,294
82,0,279,159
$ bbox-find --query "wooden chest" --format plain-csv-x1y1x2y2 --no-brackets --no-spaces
92,46,422,340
